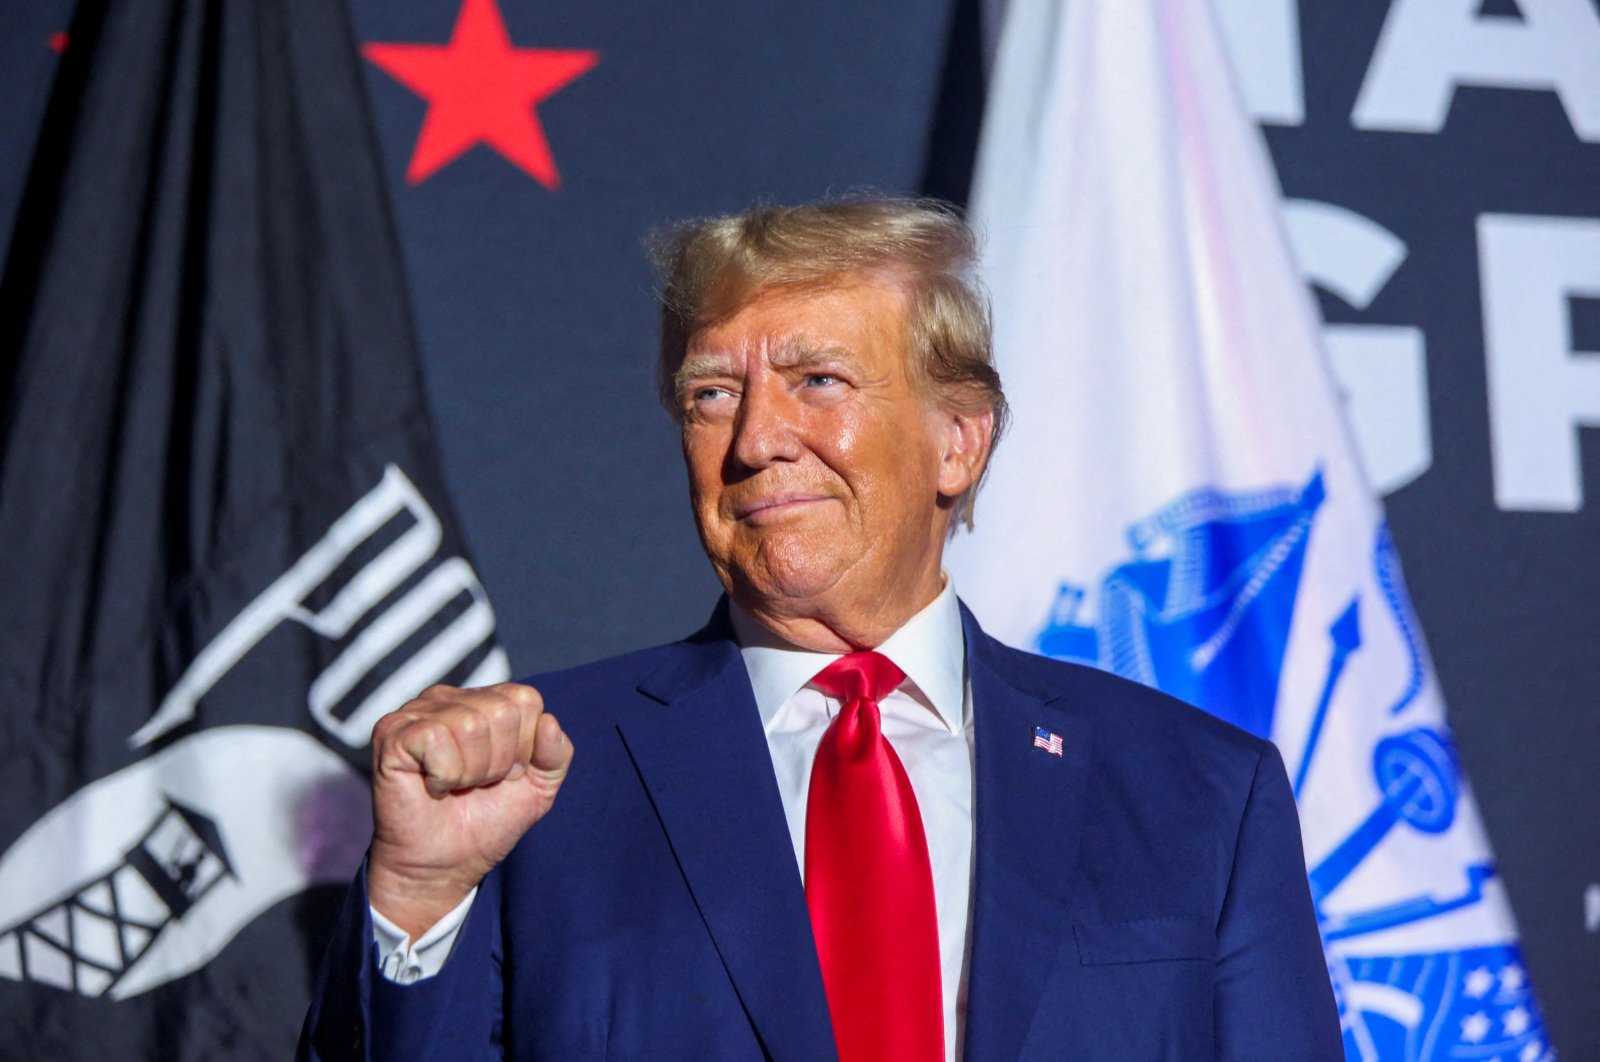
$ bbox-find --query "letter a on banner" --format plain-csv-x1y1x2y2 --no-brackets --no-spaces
948,0,1554,1058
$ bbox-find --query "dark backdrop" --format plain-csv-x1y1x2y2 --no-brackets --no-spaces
2,0,1595,1054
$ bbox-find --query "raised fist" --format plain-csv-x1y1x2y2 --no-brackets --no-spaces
366,682,572,938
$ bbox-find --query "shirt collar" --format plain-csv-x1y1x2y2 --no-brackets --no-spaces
729,576,968,734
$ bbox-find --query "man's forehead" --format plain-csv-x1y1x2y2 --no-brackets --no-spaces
684,276,911,360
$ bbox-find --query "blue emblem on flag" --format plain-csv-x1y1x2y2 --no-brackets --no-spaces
1034,472,1552,1061
1037,471,1324,741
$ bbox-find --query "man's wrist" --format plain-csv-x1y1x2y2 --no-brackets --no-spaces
366,859,481,941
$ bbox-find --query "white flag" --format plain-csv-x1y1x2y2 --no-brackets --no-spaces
949,0,1553,1057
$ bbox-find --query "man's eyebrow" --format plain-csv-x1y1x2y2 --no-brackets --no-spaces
675,352,736,383
767,339,854,369
673,353,743,405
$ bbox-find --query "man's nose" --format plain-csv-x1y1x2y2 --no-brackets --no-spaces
729,379,802,469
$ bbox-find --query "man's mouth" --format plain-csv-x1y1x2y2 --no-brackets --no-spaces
732,492,832,522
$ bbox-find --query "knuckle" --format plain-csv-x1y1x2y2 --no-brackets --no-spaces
411,717,449,748
452,708,489,741
375,708,423,747
371,712,399,742
486,703,520,734
492,682,543,710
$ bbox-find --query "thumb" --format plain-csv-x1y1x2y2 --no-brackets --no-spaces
529,712,573,782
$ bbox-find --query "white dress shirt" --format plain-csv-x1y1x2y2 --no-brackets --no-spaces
731,579,974,1062
373,579,975,1061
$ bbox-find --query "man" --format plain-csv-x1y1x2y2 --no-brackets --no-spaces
301,199,1341,1060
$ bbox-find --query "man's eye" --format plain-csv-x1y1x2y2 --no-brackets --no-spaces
803,373,840,388
693,386,731,402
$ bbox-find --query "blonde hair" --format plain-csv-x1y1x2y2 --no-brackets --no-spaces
652,196,1009,529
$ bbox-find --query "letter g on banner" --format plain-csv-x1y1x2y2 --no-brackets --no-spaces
1282,199,1431,495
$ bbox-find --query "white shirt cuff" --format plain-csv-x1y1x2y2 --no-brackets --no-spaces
370,888,478,984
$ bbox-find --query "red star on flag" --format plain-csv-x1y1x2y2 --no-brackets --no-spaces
364,0,598,188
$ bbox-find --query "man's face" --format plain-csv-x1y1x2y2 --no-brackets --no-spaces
676,276,990,639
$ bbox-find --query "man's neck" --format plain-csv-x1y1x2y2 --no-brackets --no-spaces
731,576,967,734
732,571,947,652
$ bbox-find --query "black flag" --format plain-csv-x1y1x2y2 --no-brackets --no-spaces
0,0,508,1056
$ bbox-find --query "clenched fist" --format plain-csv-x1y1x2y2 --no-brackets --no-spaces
366,682,573,938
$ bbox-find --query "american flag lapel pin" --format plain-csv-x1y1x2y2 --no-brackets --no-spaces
1032,725,1065,757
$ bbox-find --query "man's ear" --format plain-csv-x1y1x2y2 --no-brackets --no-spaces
936,405,995,500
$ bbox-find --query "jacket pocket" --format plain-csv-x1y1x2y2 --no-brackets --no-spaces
1072,914,1214,965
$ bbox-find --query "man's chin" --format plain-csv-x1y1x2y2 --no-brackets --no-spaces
728,544,851,610
738,573,844,610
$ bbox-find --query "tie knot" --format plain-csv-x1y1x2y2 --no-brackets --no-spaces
809,650,905,704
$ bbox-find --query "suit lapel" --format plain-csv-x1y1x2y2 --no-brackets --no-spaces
961,610,1095,1061
619,614,837,1062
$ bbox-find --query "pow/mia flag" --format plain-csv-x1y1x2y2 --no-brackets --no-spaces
0,0,508,1057
949,0,1554,1058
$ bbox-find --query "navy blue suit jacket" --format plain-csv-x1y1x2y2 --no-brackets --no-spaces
301,602,1341,1060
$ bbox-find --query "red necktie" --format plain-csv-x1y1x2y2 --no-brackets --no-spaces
804,651,943,1062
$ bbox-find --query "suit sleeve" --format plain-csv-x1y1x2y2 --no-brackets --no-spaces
297,864,505,1061
1213,742,1343,1060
